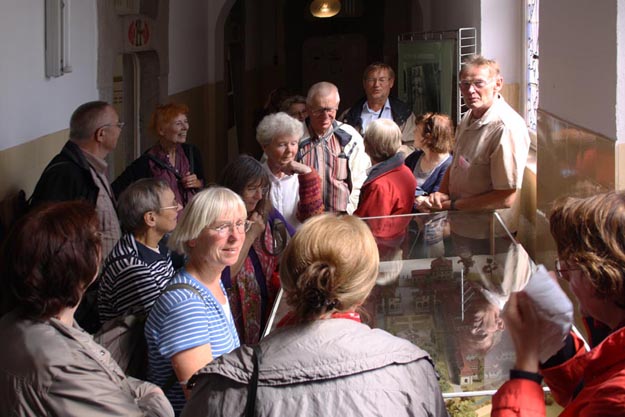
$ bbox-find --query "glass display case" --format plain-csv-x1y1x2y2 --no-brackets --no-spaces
265,211,565,415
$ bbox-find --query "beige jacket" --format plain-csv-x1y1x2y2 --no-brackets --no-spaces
0,310,173,417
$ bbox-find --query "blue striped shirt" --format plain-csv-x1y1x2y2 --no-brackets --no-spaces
144,269,239,415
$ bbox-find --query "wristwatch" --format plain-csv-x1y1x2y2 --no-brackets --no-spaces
450,199,457,210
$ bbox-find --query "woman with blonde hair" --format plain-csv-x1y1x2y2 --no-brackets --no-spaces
182,214,447,417
144,187,248,415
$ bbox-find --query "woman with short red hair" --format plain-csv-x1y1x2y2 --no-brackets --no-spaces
113,102,205,208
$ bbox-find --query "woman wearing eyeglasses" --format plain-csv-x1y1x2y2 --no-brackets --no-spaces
492,191,625,417
218,155,295,346
113,102,205,208
144,187,246,415
404,112,454,209
98,178,180,325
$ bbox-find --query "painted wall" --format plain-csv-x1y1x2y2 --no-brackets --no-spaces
481,0,523,85
0,0,98,151
540,0,617,140
168,0,209,94
617,0,625,145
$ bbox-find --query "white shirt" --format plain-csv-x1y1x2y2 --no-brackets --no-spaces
262,161,302,229
360,98,393,133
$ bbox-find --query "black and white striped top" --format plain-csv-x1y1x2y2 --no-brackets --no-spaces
97,233,174,323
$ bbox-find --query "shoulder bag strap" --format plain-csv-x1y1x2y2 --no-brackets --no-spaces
146,153,183,181
245,344,261,417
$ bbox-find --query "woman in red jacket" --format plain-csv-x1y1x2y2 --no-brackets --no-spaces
355,119,416,244
492,191,625,417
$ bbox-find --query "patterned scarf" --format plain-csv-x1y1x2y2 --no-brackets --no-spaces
227,221,281,345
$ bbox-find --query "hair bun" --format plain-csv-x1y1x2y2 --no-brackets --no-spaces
303,287,329,309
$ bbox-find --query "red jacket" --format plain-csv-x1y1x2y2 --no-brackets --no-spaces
492,326,625,417
354,154,416,241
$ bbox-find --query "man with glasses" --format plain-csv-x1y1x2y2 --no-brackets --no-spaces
298,82,370,214
341,62,415,155
422,55,530,245
31,101,124,331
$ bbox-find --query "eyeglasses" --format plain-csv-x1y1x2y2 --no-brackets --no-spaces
159,202,181,211
365,77,390,84
244,185,270,195
208,220,253,236
98,122,126,130
554,258,580,281
310,107,338,117
458,79,492,90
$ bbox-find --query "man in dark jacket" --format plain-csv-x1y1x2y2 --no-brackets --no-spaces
30,101,123,332
341,62,416,155
31,101,122,258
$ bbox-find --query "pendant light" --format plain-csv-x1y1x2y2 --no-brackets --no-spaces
310,0,341,18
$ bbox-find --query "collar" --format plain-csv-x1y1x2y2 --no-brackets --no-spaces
362,98,391,114
81,148,108,175
276,310,362,328
300,120,351,148
133,234,169,264
575,326,625,384
467,94,505,128
364,152,404,184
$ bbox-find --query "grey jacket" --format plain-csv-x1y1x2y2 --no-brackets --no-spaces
0,310,173,417
183,318,448,417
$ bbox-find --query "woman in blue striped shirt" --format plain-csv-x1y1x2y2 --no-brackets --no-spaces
144,187,249,415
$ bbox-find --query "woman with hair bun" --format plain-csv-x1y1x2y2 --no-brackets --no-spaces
181,214,447,417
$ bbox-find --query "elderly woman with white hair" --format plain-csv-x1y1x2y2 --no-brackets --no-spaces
256,112,323,228
144,187,249,415
355,119,416,243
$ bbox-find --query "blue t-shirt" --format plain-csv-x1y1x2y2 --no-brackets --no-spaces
144,269,240,415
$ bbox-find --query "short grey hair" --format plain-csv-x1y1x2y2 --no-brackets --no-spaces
69,101,111,140
168,187,246,256
256,112,304,147
364,119,402,162
117,178,171,233
306,82,340,105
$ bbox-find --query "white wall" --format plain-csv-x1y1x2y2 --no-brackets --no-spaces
0,0,98,151
540,0,617,139
617,0,625,143
481,0,523,84
168,0,209,94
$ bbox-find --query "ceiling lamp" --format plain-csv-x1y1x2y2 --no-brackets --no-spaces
310,0,341,18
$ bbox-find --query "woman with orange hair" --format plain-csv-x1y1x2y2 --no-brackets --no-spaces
113,103,205,208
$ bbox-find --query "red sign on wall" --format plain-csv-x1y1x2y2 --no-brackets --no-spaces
128,19,150,47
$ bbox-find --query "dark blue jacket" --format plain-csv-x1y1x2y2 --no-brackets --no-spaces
404,150,452,195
